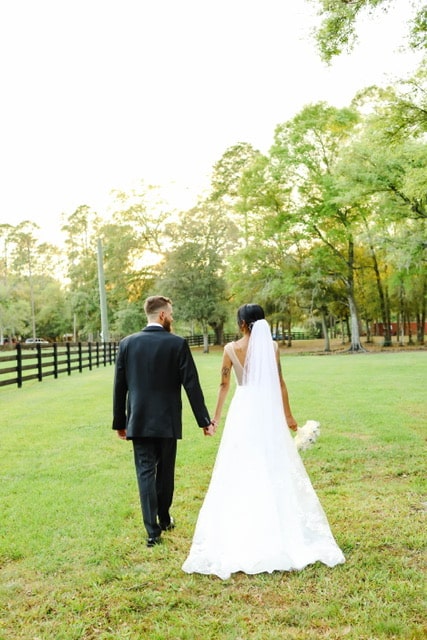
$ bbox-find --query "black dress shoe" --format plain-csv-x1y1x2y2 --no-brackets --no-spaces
160,517,175,532
146,536,162,548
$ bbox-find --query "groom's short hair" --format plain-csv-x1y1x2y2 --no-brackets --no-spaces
144,295,172,318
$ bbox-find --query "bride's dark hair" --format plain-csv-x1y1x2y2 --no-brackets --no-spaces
237,304,265,332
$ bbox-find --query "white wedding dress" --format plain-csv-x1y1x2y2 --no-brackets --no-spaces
182,320,345,580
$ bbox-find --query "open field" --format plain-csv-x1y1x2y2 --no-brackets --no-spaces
0,350,425,639
278,336,426,355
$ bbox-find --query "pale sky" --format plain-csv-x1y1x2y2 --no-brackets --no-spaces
0,0,423,244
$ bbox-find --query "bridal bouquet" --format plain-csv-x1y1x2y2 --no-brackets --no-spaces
294,420,321,451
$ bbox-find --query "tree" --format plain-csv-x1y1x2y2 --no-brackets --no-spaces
386,220,427,344
98,222,154,317
31,280,72,339
225,217,303,345
312,0,426,62
112,303,146,337
0,276,28,342
375,64,427,138
294,244,350,350
210,142,267,247
110,182,169,257
61,185,178,340
158,200,231,350
209,139,305,336
62,206,102,340
270,102,366,351
334,78,427,343
210,142,264,202
6,221,64,339
107,183,175,335
159,242,227,352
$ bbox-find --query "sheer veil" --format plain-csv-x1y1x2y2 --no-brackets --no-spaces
243,319,281,395
242,318,288,430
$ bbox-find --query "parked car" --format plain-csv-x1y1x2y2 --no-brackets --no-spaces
24,338,50,345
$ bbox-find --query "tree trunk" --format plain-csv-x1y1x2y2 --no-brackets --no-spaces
406,311,414,344
367,235,392,347
416,274,426,345
286,318,292,348
348,294,364,351
398,283,404,345
384,289,392,346
339,317,346,343
345,316,350,342
203,331,209,354
346,237,365,352
365,318,372,343
320,308,330,352
209,321,224,346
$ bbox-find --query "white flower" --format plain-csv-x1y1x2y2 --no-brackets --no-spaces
294,420,321,451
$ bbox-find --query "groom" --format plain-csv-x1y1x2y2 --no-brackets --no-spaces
112,295,214,547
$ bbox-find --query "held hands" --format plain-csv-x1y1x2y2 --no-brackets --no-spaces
117,425,217,438
203,419,218,437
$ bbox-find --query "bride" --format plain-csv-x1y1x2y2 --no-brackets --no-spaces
182,303,345,580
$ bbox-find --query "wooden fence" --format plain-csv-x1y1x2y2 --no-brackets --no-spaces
185,332,311,346
0,331,312,389
0,342,119,389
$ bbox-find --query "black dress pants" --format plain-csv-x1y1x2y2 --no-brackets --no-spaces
132,437,177,538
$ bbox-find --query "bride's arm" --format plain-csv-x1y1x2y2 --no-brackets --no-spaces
211,348,232,428
276,350,298,431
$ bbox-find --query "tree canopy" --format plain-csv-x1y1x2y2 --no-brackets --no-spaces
312,0,426,62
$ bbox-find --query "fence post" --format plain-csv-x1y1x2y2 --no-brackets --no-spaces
16,342,23,388
53,342,58,378
66,342,71,375
36,344,42,382
0,340,119,389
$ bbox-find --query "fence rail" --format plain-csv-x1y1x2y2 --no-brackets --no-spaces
0,331,313,389
185,332,312,346
0,342,119,389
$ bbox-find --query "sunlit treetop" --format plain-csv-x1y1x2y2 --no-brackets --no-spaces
311,0,427,62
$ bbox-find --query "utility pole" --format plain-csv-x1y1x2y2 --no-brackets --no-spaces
97,237,109,342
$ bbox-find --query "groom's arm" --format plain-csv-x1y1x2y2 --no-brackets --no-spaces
179,340,212,428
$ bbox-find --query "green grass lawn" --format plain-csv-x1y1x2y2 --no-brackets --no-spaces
0,350,425,640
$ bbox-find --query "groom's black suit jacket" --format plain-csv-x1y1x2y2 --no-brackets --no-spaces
112,325,211,439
